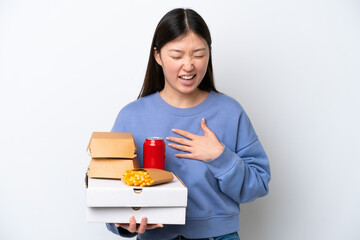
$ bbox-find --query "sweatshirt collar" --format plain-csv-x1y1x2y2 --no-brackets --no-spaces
152,91,216,116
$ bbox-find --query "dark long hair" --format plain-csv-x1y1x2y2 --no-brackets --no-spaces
137,8,218,99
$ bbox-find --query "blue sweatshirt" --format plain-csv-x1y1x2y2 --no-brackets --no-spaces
106,91,271,240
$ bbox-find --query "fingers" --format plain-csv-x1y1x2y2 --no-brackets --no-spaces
167,135,193,153
166,136,191,146
127,215,137,233
147,223,164,229
200,118,213,136
175,153,197,159
168,143,191,152
172,128,196,139
172,118,213,138
137,217,147,234
200,118,207,133
115,217,164,234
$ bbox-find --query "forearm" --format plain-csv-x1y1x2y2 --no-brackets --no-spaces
205,139,271,203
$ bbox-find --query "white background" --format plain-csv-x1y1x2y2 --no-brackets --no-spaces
0,0,359,239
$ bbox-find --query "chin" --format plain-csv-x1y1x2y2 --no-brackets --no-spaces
177,87,200,95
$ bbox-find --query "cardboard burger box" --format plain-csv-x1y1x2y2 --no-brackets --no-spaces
85,132,188,224
87,132,139,179
85,172,188,224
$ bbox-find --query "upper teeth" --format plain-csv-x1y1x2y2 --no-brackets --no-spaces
181,75,194,80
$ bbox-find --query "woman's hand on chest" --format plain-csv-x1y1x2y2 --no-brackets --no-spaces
166,118,224,161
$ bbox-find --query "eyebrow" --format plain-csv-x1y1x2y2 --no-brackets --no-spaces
168,48,207,53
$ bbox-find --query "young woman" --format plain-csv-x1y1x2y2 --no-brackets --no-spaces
106,8,271,240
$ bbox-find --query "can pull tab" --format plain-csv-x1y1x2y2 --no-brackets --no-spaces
133,188,143,194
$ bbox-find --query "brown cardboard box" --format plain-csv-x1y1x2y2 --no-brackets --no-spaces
86,132,139,179
88,158,140,179
87,132,137,158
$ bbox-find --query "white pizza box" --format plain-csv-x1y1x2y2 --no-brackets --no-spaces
86,173,187,207
86,206,186,224
85,173,188,224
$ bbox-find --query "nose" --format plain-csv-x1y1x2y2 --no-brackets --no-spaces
182,57,194,72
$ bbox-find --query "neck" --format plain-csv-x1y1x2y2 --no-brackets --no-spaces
159,88,209,108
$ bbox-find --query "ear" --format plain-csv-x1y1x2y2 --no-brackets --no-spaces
154,47,163,67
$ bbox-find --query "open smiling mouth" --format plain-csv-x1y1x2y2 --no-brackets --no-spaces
179,74,196,80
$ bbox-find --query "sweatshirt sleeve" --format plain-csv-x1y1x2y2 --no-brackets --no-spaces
106,223,138,238
205,111,271,203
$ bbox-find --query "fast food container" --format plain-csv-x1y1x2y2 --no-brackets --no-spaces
85,173,188,224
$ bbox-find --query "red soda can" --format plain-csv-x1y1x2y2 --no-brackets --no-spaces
143,137,166,170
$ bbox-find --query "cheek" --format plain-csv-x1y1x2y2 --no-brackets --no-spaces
195,60,209,74
163,62,181,75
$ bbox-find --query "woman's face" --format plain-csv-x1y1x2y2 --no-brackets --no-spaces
155,31,210,96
